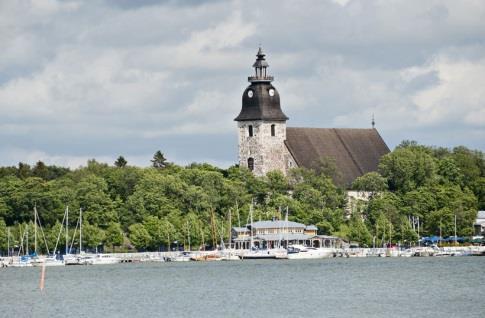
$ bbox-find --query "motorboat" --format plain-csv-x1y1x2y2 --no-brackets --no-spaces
399,249,414,257
190,253,223,261
167,251,192,262
220,250,241,261
83,254,121,265
240,247,288,259
287,245,334,259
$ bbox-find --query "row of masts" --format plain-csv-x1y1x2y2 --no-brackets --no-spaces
5,205,83,257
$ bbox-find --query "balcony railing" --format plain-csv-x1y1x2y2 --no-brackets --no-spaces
248,76,274,82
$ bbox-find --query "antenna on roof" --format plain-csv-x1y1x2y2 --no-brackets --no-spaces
371,113,375,128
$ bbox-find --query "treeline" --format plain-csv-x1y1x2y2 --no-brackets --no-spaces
0,142,483,253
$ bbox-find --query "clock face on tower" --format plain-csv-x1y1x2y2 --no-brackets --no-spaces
248,90,253,98
269,88,275,96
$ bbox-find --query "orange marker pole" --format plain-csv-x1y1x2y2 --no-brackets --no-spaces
39,263,46,291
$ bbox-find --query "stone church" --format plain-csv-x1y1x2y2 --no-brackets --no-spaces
235,48,390,188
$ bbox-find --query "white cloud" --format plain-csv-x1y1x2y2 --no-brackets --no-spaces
0,0,484,168
412,56,485,126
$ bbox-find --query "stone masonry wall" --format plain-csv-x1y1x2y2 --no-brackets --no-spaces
238,121,297,176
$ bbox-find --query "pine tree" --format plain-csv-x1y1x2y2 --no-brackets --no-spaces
114,156,128,168
151,151,169,169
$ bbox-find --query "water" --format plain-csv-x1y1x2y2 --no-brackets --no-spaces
1,257,485,318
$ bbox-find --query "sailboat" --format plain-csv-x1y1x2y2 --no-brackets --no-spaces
63,207,120,265
8,224,34,267
64,207,87,265
220,209,241,261
30,206,64,267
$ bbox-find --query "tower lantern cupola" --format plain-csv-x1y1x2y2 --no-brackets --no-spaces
249,47,273,83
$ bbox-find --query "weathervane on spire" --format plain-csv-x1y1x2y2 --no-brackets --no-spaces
372,113,375,128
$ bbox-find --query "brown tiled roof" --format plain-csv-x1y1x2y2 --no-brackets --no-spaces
285,128,390,187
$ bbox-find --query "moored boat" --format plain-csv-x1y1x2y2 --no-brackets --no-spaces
287,245,334,259
31,255,64,267
167,251,192,262
190,253,223,261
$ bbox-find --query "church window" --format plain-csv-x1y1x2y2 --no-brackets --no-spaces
271,124,275,136
248,125,253,137
248,158,254,171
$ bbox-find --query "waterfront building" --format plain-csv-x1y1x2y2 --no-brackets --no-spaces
231,219,342,250
234,48,390,188
474,211,485,235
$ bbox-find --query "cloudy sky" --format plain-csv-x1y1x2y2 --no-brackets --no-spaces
1,0,484,168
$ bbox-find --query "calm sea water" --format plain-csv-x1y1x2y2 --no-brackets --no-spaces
1,257,484,318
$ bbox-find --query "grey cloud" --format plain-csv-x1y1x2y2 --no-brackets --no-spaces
0,0,484,168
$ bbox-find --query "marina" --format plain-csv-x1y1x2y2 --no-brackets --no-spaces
2,244,484,268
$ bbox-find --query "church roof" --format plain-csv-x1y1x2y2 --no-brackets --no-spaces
285,127,390,187
234,83,288,121
251,220,306,229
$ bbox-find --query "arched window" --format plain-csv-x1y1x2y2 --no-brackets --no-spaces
247,157,254,171
271,124,275,136
248,125,253,137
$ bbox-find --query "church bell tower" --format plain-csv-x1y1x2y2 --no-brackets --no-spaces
234,48,290,176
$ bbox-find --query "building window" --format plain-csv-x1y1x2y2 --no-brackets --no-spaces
248,125,253,137
248,157,254,171
271,124,275,136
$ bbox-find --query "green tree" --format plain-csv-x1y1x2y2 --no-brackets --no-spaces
379,146,436,192
348,215,372,246
32,161,49,180
437,157,463,186
0,218,7,254
82,223,105,251
151,151,169,169
105,222,124,251
17,162,31,179
160,218,177,250
143,216,164,250
105,166,143,201
351,172,388,194
128,223,151,250
114,156,128,168
75,174,118,227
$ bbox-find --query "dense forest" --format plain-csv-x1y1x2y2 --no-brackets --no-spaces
0,142,483,254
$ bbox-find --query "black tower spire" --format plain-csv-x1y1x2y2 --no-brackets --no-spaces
234,48,288,122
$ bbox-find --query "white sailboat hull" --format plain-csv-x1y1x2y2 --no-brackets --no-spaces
31,257,65,267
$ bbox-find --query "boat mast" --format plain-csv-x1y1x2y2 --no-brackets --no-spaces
439,217,442,247
417,216,420,247
187,220,191,251
210,207,217,249
250,201,254,249
285,207,289,249
7,228,10,257
34,205,37,255
79,208,82,253
454,214,457,246
236,201,241,228
228,208,232,249
65,206,69,255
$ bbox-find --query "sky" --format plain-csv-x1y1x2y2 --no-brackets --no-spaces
0,0,484,169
